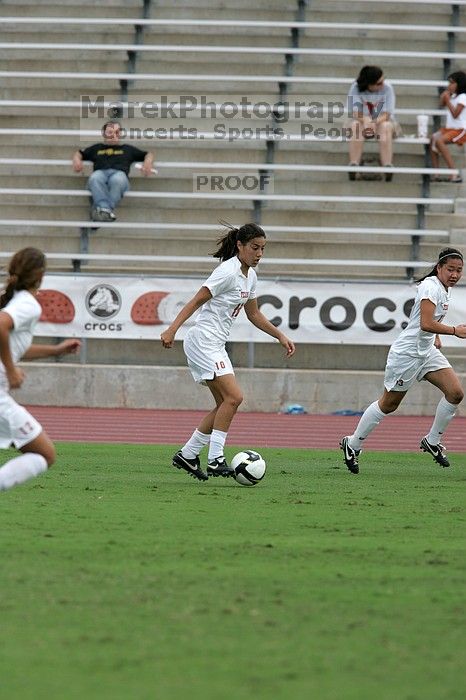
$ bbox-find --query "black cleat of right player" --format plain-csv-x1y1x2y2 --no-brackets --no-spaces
207,456,234,478
420,437,450,468
339,436,361,474
172,450,208,481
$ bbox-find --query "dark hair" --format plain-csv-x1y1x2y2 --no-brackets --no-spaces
448,71,466,95
356,65,384,92
0,247,46,309
213,222,266,261
417,247,463,282
101,120,122,136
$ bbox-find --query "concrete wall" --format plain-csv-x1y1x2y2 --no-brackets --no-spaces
15,362,466,416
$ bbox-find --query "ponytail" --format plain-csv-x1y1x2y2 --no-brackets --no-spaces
0,247,46,309
213,222,266,261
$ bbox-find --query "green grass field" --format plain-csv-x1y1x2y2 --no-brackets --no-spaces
1,443,465,700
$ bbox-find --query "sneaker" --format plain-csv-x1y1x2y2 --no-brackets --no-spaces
98,208,116,221
91,207,116,222
339,436,360,474
348,162,359,181
207,456,234,478
172,450,208,481
384,164,394,182
420,437,450,468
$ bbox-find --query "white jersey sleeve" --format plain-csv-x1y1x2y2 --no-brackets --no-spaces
203,264,237,298
0,291,42,367
4,291,41,331
248,273,257,300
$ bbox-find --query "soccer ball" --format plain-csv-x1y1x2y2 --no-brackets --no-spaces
231,450,266,486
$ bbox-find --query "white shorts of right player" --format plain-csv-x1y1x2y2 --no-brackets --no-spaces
384,348,451,393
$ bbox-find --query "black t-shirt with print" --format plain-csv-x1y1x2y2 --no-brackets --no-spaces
79,143,148,175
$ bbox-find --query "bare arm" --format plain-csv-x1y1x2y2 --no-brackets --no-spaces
244,298,295,357
141,151,155,176
22,338,81,360
420,299,466,338
440,90,465,119
161,286,212,348
72,150,84,173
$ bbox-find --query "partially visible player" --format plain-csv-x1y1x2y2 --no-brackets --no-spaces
340,247,466,474
0,247,81,492
161,223,295,481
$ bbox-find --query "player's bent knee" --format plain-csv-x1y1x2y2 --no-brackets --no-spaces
448,388,464,404
379,398,401,414
226,392,243,409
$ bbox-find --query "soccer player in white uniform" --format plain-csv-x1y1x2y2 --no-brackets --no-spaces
161,223,295,481
0,247,81,492
340,248,466,474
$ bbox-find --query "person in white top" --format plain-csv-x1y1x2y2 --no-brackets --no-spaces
340,248,466,474
430,71,466,183
161,223,295,481
0,247,81,492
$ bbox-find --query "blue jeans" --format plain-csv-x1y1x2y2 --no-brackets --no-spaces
87,169,130,211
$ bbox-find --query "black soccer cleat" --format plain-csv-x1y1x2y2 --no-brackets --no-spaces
172,450,208,481
420,437,450,468
339,436,361,474
207,457,234,478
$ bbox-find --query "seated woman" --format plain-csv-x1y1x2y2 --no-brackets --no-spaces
430,70,466,183
347,65,398,181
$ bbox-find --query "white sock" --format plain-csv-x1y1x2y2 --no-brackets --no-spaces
208,429,228,461
181,429,211,459
427,397,457,445
348,400,386,451
0,453,48,492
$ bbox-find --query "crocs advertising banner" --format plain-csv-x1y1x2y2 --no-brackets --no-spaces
36,275,466,346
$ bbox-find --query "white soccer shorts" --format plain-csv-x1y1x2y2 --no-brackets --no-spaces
183,327,234,385
384,348,451,392
0,390,42,449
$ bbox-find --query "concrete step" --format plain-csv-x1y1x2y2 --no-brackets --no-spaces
0,204,423,230
0,1,143,16
304,3,454,21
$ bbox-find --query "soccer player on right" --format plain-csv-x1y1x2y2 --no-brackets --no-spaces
340,248,466,474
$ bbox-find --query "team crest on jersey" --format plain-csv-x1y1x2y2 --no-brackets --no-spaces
240,291,249,298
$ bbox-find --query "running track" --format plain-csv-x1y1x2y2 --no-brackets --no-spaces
26,406,466,452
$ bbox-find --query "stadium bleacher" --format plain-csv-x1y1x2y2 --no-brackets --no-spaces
0,0,465,411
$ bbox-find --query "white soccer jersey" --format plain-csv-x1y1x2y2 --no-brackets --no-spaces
0,290,42,387
390,276,450,357
195,256,257,344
